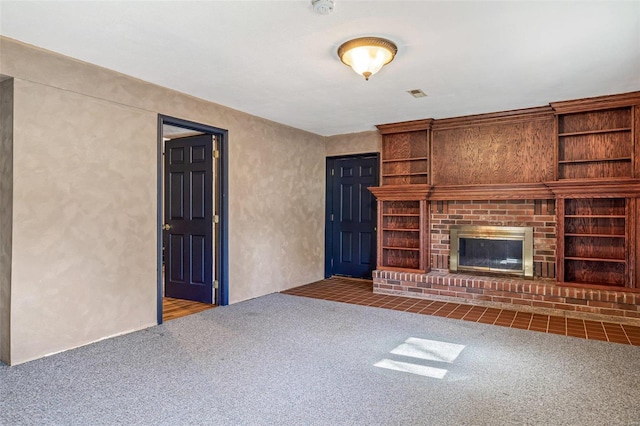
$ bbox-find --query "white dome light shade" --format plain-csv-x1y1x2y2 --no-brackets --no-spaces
338,37,398,81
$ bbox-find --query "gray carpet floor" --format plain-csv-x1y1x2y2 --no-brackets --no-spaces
1,293,639,425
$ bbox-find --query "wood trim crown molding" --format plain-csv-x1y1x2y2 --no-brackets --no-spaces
375,92,640,135
431,106,554,131
550,91,640,114
376,119,433,134
376,106,555,134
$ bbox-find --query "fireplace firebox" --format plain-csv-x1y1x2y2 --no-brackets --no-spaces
449,225,534,279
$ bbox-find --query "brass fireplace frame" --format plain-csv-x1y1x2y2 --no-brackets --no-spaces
449,225,534,279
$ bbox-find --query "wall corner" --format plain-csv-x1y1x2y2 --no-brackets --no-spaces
0,76,14,365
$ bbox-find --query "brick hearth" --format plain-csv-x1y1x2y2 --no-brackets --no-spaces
373,270,640,325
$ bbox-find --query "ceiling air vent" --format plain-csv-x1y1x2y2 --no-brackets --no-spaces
407,89,427,98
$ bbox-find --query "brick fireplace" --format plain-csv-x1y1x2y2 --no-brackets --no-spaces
431,200,555,278
371,92,640,325
373,199,640,324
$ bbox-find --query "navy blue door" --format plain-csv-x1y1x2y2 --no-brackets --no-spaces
164,134,214,303
327,155,379,278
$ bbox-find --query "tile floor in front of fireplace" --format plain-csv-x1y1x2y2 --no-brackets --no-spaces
282,276,640,346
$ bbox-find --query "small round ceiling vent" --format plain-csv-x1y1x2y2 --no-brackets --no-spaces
312,0,334,15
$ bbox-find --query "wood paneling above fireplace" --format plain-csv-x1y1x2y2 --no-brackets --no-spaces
432,112,556,185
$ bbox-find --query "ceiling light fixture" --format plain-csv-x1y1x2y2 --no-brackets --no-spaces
337,37,398,81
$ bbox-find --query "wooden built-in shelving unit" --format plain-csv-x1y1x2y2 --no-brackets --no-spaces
370,120,433,273
382,201,422,269
378,119,431,186
370,91,640,290
369,185,430,273
550,93,640,289
557,107,633,180
560,198,627,287
548,178,640,289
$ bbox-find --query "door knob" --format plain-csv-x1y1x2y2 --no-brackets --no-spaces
162,223,171,231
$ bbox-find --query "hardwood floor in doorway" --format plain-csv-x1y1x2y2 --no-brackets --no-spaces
163,297,215,322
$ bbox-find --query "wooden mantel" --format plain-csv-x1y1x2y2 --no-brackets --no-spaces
368,184,430,201
428,183,553,201
370,180,640,201
546,178,640,198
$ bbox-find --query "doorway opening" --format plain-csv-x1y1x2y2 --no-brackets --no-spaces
157,115,229,324
325,153,379,279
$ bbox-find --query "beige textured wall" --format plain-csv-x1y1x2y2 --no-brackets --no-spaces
325,130,381,157
1,37,325,364
11,80,158,363
0,78,13,364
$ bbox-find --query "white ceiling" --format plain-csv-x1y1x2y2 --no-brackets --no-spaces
1,1,639,136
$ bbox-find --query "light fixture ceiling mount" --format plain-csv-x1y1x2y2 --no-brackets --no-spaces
337,37,398,81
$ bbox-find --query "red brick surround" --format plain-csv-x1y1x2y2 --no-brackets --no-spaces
430,199,556,278
373,270,640,325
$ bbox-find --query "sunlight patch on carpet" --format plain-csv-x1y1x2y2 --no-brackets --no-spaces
375,337,466,379
374,359,448,379
391,337,465,363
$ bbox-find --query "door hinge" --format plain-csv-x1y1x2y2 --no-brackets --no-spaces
213,214,220,224
213,150,220,159
213,280,219,289
330,213,334,221
331,169,335,176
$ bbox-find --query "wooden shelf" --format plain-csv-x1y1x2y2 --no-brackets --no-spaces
382,157,428,163
565,233,624,238
383,246,421,251
565,256,625,263
558,127,631,137
559,157,631,164
382,172,429,177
